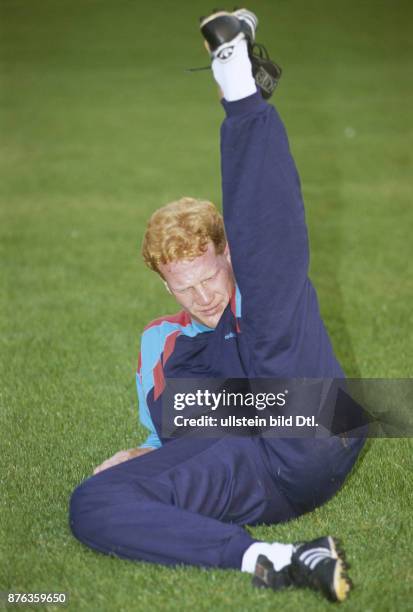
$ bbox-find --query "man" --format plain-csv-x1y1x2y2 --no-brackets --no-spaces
70,9,364,603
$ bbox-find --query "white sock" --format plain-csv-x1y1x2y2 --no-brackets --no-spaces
211,38,256,102
241,542,294,574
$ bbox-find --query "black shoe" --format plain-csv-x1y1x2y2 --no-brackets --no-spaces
234,8,282,99
200,11,245,61
252,536,352,603
290,536,352,602
199,8,282,99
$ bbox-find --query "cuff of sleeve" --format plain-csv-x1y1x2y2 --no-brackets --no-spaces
140,432,162,449
221,90,268,117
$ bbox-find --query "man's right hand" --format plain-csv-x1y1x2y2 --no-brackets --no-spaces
93,447,155,475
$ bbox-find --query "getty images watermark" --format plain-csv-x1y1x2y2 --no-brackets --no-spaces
161,378,413,439
172,388,316,428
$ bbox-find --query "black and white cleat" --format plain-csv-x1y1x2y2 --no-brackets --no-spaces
197,8,282,98
290,536,353,603
252,536,352,603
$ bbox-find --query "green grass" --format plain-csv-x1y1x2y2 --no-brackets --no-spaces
1,0,413,610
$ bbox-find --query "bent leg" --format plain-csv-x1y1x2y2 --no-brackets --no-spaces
261,435,366,515
70,435,296,568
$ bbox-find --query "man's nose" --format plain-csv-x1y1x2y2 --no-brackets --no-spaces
194,285,213,305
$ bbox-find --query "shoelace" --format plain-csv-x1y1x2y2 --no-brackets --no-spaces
185,43,272,73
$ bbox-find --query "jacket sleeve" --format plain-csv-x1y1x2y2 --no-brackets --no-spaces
136,363,161,449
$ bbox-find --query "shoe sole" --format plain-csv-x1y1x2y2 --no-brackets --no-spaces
329,536,353,602
200,11,232,29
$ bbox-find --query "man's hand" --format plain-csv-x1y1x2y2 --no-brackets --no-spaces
93,447,155,475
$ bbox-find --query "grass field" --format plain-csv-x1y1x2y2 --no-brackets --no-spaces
1,1,413,610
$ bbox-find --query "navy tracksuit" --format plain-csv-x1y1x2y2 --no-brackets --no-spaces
70,92,365,568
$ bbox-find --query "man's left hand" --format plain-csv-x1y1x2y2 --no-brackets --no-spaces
93,447,154,475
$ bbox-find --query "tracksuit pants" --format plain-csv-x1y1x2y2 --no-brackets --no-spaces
70,433,363,569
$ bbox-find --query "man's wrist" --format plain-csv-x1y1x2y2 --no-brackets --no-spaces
130,447,155,457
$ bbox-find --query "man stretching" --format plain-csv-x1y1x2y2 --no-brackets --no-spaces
70,9,364,603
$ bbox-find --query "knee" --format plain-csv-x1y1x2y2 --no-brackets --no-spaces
69,472,141,543
69,477,100,543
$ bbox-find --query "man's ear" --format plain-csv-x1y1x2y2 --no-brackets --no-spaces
224,242,231,263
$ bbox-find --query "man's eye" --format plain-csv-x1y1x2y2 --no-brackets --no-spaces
204,271,218,283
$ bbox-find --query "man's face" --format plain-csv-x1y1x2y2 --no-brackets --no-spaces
159,242,235,329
